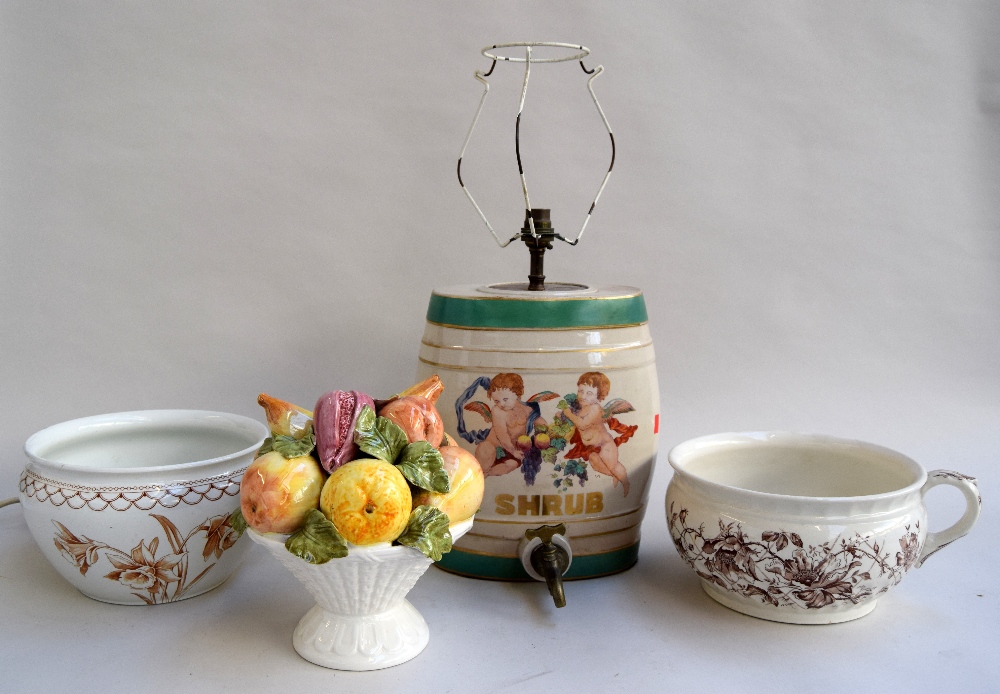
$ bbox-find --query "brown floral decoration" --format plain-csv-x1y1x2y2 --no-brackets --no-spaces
53,522,107,577
202,514,240,560
50,511,242,604
105,538,183,598
669,503,920,611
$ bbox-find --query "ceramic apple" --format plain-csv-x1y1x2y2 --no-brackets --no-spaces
534,433,551,449
411,446,485,524
516,435,533,451
240,451,326,534
320,459,412,545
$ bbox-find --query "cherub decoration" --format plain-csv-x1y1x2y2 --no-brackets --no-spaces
455,373,559,483
555,372,637,496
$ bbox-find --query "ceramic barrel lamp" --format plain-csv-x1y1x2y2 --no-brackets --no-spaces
415,44,660,606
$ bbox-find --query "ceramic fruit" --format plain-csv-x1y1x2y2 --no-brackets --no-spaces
391,374,445,404
314,390,376,473
239,380,483,670
257,393,313,439
19,410,268,605
319,458,412,545
240,451,326,534
412,445,485,524
378,396,445,448
665,432,982,624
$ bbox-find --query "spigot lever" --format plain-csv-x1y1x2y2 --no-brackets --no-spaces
524,524,570,608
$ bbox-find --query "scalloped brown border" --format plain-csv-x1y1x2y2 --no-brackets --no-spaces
19,468,247,512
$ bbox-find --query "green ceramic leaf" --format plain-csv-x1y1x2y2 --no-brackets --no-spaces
396,506,452,561
272,427,316,459
396,441,451,493
353,405,408,463
284,509,348,564
230,508,248,538
257,437,274,457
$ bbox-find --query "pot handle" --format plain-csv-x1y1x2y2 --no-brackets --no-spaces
917,470,981,568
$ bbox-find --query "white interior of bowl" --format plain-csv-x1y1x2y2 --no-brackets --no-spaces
25,410,267,472
673,434,923,498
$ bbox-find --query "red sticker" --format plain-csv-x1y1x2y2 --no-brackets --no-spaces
654,414,660,434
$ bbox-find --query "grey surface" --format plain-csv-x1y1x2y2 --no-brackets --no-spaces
1,2,998,692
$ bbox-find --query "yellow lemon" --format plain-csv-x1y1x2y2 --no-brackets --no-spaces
320,458,412,545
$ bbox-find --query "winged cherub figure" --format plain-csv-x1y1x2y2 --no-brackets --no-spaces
558,371,637,496
459,373,557,478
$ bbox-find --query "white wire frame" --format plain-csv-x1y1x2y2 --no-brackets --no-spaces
456,42,615,248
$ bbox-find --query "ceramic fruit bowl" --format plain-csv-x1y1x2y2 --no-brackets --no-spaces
19,410,268,605
249,518,473,670
666,432,981,625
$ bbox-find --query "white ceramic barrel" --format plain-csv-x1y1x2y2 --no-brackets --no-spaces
416,284,659,580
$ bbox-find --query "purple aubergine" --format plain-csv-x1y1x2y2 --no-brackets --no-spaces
314,390,375,473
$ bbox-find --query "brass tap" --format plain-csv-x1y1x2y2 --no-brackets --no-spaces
525,524,570,607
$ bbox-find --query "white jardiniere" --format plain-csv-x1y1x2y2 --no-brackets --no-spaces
19,410,268,605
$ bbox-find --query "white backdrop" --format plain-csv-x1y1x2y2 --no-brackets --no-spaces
2,2,998,691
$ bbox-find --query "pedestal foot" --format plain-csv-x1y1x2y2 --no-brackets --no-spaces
292,599,430,670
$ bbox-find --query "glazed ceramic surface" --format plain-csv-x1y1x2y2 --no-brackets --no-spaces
417,284,659,580
665,432,981,624
19,410,268,605
250,518,474,671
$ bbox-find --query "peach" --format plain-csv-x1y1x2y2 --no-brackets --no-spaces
411,446,485,524
378,396,444,448
320,459,412,545
240,451,325,534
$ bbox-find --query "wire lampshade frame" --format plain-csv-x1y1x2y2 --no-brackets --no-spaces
456,42,615,248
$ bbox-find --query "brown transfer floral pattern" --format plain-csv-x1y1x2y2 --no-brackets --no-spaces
668,503,920,610
52,512,241,604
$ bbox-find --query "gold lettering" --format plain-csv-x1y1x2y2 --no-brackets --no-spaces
585,492,604,513
564,494,584,515
518,495,540,516
495,493,515,515
542,495,562,516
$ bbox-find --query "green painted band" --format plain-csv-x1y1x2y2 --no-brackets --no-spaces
426,293,648,329
434,543,640,580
